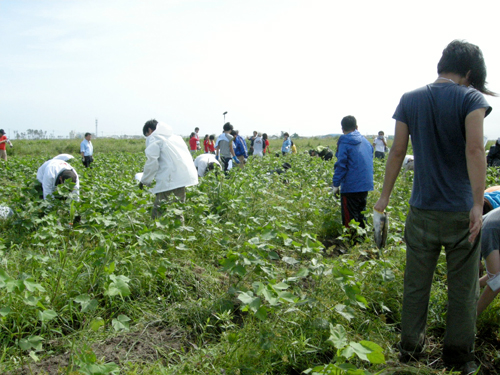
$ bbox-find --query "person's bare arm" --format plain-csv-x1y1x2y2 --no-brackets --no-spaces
374,121,409,212
465,107,487,243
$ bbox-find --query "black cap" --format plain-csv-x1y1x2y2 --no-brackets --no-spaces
0,129,5,134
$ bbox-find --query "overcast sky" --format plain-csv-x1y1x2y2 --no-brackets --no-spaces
1,0,500,139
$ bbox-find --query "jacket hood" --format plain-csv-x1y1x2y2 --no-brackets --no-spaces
340,130,364,145
154,122,173,136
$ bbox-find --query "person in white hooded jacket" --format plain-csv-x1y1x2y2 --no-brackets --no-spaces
140,119,198,219
36,158,79,200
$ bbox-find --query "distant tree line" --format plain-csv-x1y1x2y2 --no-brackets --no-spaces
14,129,48,140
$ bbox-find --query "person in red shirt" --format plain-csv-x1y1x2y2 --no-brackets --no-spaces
203,134,210,153
263,133,270,155
208,135,216,153
189,132,197,156
0,129,13,161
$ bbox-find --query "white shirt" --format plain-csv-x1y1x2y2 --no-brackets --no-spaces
194,154,220,177
80,139,93,156
253,136,263,156
140,122,198,194
37,154,75,183
38,159,80,200
373,137,386,153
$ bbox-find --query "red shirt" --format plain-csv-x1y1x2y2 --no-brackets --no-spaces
208,140,215,153
204,139,210,153
264,139,270,153
0,135,7,151
189,137,197,151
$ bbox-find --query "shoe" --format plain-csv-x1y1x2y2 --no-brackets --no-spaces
396,342,423,363
460,361,479,375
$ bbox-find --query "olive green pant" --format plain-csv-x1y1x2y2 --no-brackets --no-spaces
152,187,186,220
400,206,480,365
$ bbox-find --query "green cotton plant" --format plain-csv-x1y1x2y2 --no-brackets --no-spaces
304,324,385,375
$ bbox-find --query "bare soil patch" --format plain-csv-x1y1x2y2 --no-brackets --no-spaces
5,326,186,375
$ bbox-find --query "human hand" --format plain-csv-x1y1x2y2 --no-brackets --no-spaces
82,157,85,162
469,204,483,243
374,197,389,214
232,156,240,164
215,155,219,161
331,186,340,198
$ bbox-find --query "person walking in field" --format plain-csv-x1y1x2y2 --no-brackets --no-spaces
0,129,13,161
331,115,373,229
373,131,387,159
281,132,291,155
231,130,248,167
374,40,495,375
262,133,270,155
80,132,94,168
253,132,264,157
140,120,198,219
208,134,216,154
194,127,201,150
215,122,239,173
189,132,197,156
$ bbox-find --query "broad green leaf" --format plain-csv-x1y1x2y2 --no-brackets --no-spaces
90,318,104,332
272,282,289,291
327,324,348,349
349,341,372,361
335,304,355,321
24,279,46,293
261,289,278,306
282,257,299,265
254,306,268,321
277,291,296,303
39,309,57,323
112,314,131,332
19,336,44,351
0,306,11,316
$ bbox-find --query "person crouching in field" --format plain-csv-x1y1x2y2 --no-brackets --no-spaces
478,207,500,316
331,115,374,230
140,120,198,220
37,157,79,200
194,153,221,177
374,40,494,374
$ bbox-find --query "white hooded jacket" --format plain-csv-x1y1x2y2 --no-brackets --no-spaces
141,122,198,194
38,159,80,200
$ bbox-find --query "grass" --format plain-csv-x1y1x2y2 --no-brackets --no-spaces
0,138,498,375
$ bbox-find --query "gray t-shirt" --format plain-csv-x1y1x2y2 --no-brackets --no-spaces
393,83,491,212
482,207,500,259
215,133,234,158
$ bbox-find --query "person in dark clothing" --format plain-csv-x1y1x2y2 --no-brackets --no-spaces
487,138,500,167
332,116,374,229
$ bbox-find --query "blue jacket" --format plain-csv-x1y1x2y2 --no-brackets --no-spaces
233,135,248,158
333,130,374,193
485,191,500,210
282,138,291,153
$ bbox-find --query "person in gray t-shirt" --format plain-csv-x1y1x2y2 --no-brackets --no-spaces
215,122,239,173
478,207,500,315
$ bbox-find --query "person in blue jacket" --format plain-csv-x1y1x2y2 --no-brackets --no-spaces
231,130,248,168
281,132,291,155
332,115,374,228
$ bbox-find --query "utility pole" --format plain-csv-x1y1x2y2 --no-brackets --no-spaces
95,119,98,138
